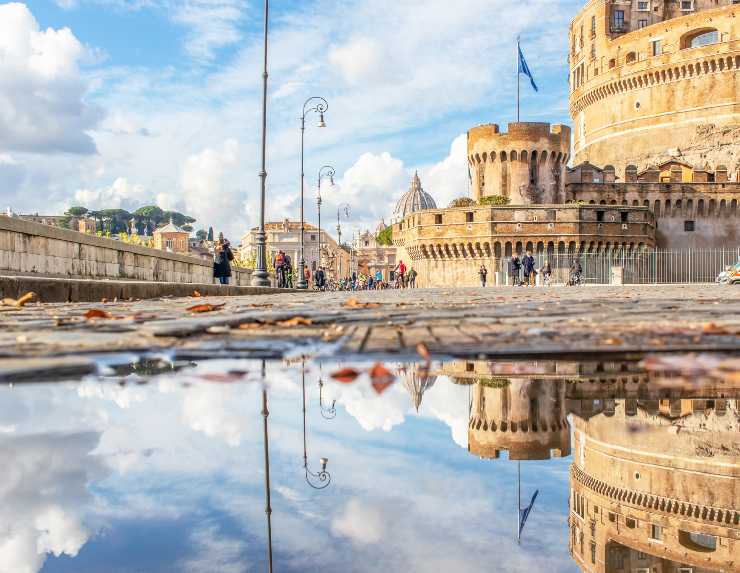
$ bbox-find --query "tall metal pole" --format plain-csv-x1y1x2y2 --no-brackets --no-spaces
317,166,335,279
261,387,274,572
516,38,521,123
251,0,271,287
317,194,322,272
517,461,521,545
298,115,307,289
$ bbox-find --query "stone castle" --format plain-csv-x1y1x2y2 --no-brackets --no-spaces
389,0,740,287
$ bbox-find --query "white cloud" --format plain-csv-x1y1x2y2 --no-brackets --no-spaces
328,37,386,86
0,3,100,154
420,134,471,210
331,498,384,545
73,176,150,210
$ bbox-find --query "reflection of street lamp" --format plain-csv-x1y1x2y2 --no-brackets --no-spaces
251,0,272,287
260,360,274,572
302,364,332,489
317,166,335,272
318,378,336,419
298,97,329,289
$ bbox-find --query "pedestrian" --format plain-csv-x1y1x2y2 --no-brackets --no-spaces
273,250,286,288
522,250,536,287
304,265,311,286
508,255,522,286
285,255,294,288
542,260,552,286
395,260,407,288
408,267,417,288
375,270,383,289
315,267,326,290
213,233,234,285
479,264,488,287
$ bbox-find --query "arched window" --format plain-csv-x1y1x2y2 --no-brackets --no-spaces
681,28,719,49
625,52,637,64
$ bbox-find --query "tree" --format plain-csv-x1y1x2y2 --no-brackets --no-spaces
65,206,89,217
478,195,510,206
376,226,393,246
448,197,476,208
207,227,214,242
196,229,208,241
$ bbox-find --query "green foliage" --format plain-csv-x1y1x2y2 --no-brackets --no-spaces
376,225,393,246
65,206,89,217
133,206,164,219
478,195,511,206
448,196,476,208
196,229,208,241
479,377,511,389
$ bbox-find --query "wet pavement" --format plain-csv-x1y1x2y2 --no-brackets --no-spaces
0,352,738,573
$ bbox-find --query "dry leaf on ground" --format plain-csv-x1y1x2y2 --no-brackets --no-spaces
372,380,395,395
331,367,361,383
187,303,226,313
416,342,431,362
2,292,37,307
277,316,313,327
344,297,380,309
238,322,265,330
369,362,395,383
702,322,732,335
84,309,113,320
191,290,202,298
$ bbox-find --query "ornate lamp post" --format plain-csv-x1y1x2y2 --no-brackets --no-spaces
316,166,335,273
301,364,331,489
251,0,272,287
297,97,328,289
336,203,350,279
318,378,336,419
259,360,274,573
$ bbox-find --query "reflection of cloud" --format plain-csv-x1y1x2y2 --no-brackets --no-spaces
0,432,107,573
331,498,384,545
416,376,470,449
180,384,248,447
181,523,248,573
334,381,408,432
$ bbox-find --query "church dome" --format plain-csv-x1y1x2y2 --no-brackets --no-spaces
375,218,388,234
393,172,437,222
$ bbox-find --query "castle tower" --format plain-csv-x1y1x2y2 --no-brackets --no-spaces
468,378,570,460
467,122,571,205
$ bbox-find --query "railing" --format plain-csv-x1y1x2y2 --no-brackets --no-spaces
498,248,740,284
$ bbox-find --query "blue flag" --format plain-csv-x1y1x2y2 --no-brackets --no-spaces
517,41,538,92
518,489,539,538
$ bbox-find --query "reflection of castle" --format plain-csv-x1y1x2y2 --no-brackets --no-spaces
569,398,739,573
442,358,739,572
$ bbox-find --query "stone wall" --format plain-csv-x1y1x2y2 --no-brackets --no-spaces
566,181,740,248
569,3,740,175
0,215,260,285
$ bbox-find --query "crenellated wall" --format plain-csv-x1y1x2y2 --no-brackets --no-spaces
567,181,740,248
468,123,571,205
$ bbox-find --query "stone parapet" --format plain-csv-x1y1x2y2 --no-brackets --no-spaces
0,215,263,286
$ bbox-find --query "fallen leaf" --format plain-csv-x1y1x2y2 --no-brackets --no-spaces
2,292,37,307
238,322,265,330
192,290,202,298
372,380,395,395
331,367,361,383
369,362,395,383
416,342,431,362
187,303,226,313
84,309,113,320
702,322,731,335
277,316,313,327
603,337,624,345
344,297,380,309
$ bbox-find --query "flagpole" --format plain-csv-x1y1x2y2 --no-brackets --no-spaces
516,37,520,123
517,461,521,544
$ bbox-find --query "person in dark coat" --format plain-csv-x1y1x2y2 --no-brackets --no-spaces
213,234,233,285
479,264,488,287
508,255,522,286
522,250,536,287
315,267,326,290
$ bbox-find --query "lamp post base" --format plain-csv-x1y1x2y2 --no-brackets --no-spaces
297,258,308,289
251,272,272,287
296,279,308,290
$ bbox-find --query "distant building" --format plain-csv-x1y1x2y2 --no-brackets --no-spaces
392,172,437,223
153,220,189,253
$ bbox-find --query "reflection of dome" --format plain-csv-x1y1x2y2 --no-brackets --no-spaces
393,172,437,223
401,365,438,411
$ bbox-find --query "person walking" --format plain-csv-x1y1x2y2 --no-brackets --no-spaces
479,264,488,288
375,270,383,290
508,255,522,286
395,260,407,288
273,250,286,288
522,250,536,287
408,267,418,288
213,233,234,285
541,260,552,286
315,267,326,290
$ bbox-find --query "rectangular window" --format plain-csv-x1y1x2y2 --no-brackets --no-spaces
637,1,649,10
591,44,596,59
590,542,596,564
638,19,648,28
613,10,625,29
435,214,443,225
620,211,629,223
596,210,605,222
626,518,637,529
591,15,596,36
466,212,474,223
637,552,647,560
681,0,693,10
684,220,695,232
650,524,663,541
652,39,662,56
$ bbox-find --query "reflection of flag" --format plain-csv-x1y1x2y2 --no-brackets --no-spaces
518,490,539,538
517,40,538,92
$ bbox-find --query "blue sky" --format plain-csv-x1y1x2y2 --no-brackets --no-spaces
1,0,581,240
0,358,576,573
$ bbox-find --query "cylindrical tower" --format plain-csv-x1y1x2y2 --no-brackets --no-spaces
569,1,740,177
467,122,571,205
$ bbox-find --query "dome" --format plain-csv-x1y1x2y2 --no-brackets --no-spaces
393,172,437,222
375,218,388,234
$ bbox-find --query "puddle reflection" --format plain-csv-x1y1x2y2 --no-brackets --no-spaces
0,356,736,573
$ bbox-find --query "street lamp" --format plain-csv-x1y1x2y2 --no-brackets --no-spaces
251,0,272,287
302,364,332,489
336,203,350,279
297,97,329,290
259,360,274,573
318,378,336,419
317,166,335,275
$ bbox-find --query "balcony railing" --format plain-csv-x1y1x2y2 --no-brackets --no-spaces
610,22,630,34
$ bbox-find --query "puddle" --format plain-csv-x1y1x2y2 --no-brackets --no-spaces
0,355,738,573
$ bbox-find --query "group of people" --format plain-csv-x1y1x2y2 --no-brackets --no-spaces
327,260,418,291
477,251,584,287
273,250,328,289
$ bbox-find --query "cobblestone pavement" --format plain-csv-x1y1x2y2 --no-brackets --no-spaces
1,284,739,380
